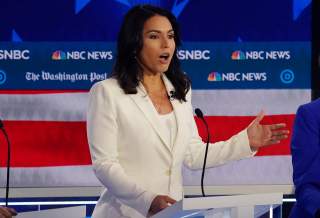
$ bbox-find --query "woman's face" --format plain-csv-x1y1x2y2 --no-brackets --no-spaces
138,15,176,76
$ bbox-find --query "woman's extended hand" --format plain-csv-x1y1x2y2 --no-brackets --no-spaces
148,195,176,216
247,111,289,150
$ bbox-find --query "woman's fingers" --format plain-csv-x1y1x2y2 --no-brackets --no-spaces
271,134,288,141
264,134,288,145
253,111,265,124
271,129,290,136
159,200,169,210
269,123,286,130
164,196,176,205
150,195,176,214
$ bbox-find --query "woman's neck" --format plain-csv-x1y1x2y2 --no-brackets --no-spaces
142,73,166,93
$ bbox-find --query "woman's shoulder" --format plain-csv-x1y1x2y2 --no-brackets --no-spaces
90,77,121,93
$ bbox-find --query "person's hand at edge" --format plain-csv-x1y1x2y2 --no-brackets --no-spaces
0,207,17,218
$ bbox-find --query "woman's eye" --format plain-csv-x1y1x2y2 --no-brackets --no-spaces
149,35,158,39
168,34,175,39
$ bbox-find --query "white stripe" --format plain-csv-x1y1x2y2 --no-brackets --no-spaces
184,185,293,195
283,198,296,202
192,89,311,115
0,93,88,121
0,89,310,121
0,187,102,198
182,156,293,185
0,165,101,187
1,156,292,188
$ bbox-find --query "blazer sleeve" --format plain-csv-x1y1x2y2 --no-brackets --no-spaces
87,82,156,217
183,89,255,170
291,104,320,217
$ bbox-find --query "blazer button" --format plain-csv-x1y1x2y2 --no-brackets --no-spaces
166,170,171,176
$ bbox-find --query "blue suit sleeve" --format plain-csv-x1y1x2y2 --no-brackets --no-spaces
291,104,320,216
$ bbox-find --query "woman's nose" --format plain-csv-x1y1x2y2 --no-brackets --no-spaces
161,37,170,48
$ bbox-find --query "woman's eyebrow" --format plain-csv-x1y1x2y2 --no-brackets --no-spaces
145,29,174,34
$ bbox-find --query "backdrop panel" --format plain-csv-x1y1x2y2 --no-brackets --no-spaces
0,0,311,189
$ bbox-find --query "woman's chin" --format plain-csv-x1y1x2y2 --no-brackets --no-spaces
158,66,170,73
148,67,169,75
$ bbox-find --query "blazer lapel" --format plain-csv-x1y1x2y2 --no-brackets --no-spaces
129,82,172,151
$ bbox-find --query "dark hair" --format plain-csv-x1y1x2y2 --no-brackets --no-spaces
112,4,190,102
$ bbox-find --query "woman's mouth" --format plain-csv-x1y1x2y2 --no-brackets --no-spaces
159,52,170,64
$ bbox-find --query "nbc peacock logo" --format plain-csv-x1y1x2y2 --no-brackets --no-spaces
208,72,222,82
52,50,66,60
231,50,245,60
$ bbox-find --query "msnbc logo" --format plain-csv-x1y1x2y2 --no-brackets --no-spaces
231,50,245,60
52,50,66,60
208,72,222,81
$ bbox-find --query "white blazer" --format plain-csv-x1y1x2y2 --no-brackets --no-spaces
87,75,254,218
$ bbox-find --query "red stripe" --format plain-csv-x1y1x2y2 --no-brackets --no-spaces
0,90,88,94
195,114,295,156
0,115,294,167
0,121,91,167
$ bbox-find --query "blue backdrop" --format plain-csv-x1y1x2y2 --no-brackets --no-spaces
0,0,311,41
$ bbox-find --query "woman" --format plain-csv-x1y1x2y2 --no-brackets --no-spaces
87,4,289,218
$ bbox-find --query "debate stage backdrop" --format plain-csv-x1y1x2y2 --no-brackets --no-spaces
0,0,312,188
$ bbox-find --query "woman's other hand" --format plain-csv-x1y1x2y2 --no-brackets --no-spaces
148,195,176,216
247,111,289,150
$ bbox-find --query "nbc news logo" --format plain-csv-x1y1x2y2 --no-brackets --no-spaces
231,50,245,60
231,50,290,60
52,50,66,60
207,72,222,81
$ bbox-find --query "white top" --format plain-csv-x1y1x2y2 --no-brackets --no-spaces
158,111,177,149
